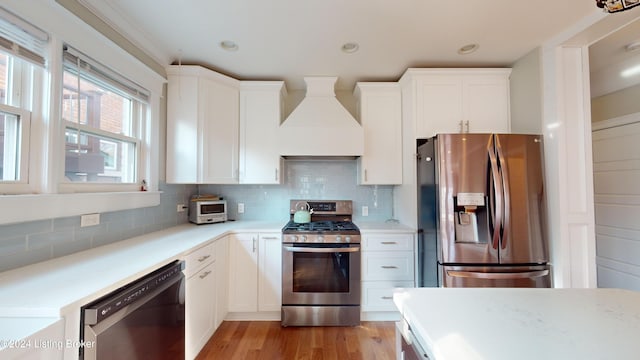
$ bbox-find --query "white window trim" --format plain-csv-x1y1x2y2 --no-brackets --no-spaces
0,1,165,225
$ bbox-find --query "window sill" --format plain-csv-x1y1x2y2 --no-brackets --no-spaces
0,191,161,226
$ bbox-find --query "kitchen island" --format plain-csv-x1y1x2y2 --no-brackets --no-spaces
393,287,640,360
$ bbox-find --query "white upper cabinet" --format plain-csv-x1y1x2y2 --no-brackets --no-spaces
239,81,287,184
354,83,402,185
405,69,511,138
166,65,240,184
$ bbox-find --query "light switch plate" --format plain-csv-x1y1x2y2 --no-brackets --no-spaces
238,203,245,214
362,206,369,217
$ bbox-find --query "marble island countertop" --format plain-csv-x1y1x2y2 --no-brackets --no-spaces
393,287,640,360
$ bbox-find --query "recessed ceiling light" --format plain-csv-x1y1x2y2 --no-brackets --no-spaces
458,43,479,55
220,40,238,51
341,42,359,53
621,64,640,78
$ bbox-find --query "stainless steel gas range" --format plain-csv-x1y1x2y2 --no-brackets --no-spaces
281,200,361,327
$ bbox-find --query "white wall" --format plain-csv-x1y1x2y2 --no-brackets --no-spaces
510,48,543,134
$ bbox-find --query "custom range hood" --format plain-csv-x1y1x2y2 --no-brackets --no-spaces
279,77,364,157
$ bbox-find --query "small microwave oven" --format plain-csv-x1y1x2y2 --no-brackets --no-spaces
189,199,227,224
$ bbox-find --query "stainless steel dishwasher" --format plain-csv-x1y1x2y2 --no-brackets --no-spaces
80,260,185,359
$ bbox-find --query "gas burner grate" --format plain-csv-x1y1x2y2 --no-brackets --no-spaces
282,220,359,233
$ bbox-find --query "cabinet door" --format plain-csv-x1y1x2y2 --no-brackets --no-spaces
463,75,510,133
202,78,239,183
258,233,282,311
186,262,216,360
166,74,199,183
357,83,402,185
228,233,258,312
239,83,285,184
416,76,463,137
214,237,228,328
166,65,240,184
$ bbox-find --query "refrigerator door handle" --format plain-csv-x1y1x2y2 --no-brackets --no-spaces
446,269,549,280
487,140,503,250
495,136,510,250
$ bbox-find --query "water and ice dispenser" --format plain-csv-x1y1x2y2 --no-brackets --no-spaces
453,192,488,244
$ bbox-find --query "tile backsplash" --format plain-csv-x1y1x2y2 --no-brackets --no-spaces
0,182,196,273
199,159,394,223
0,160,395,272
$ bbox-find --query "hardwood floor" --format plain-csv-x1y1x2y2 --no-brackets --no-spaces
196,321,397,360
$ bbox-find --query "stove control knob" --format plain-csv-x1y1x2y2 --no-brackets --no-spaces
301,235,307,242
345,236,351,243
290,235,298,242
317,235,324,243
335,236,342,243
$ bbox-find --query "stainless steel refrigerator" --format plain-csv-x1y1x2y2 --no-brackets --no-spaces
417,133,550,288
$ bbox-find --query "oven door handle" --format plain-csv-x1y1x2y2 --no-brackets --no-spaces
283,246,360,253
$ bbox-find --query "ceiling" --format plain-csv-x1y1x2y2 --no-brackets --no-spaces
589,17,640,97
77,0,635,93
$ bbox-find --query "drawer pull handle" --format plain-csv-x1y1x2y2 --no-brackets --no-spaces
199,270,212,279
381,296,393,300
381,265,399,269
197,255,211,262
381,241,398,245
262,236,280,240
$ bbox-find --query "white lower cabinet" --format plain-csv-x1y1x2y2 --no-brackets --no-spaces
361,232,415,316
362,280,414,312
258,233,282,311
185,242,217,360
228,232,282,317
214,236,228,329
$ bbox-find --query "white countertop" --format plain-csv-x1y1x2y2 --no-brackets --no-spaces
357,221,415,232
0,219,413,353
0,220,282,352
393,288,640,360
0,221,283,318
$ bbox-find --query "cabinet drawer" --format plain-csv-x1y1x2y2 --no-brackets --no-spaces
363,234,414,251
361,281,414,312
185,241,216,278
362,252,414,281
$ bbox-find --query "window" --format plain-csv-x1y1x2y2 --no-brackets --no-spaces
0,104,30,182
61,45,148,185
0,5,45,191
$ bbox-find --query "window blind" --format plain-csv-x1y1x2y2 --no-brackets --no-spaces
0,6,48,67
63,44,150,103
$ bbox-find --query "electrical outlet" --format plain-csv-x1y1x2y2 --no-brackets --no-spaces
362,206,369,217
177,204,186,212
238,203,245,214
80,213,100,227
